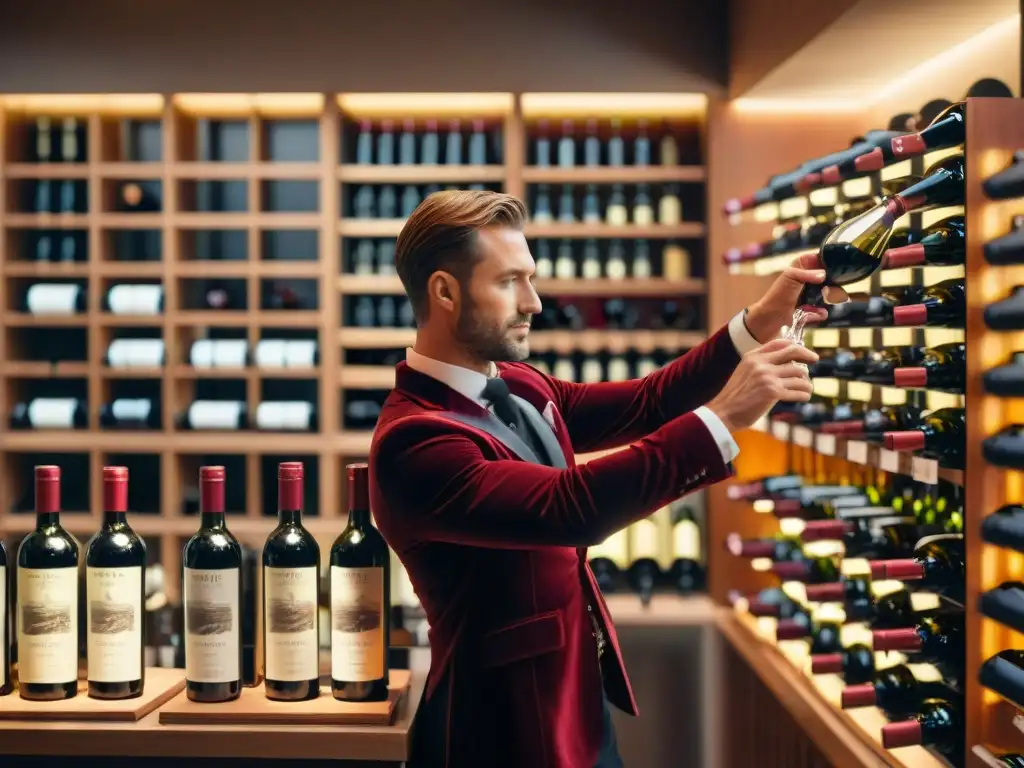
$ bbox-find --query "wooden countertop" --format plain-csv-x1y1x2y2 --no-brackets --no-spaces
716,609,950,768
0,649,428,762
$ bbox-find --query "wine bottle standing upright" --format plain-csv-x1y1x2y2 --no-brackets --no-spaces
85,466,147,699
331,462,391,702
263,461,320,701
17,465,79,701
0,539,10,696
182,466,243,702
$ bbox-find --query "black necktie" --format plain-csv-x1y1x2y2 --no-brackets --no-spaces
482,377,549,464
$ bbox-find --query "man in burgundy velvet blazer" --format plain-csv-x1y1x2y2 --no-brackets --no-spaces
367,190,830,767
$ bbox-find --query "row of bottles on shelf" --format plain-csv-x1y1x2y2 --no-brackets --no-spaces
527,347,680,383
351,118,494,166
9,397,319,433
725,467,967,764
349,237,696,282
530,183,685,226
0,462,401,703
21,280,308,316
17,114,693,169
349,182,490,220
589,501,704,603
533,297,699,333
722,78,1012,214
17,180,161,215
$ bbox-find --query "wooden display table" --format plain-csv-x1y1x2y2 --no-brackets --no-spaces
0,652,427,765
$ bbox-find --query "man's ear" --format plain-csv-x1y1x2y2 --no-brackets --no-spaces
427,270,460,315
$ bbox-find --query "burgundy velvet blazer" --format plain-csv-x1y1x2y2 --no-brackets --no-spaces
367,324,742,768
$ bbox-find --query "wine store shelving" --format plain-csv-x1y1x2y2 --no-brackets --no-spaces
718,97,1024,768
0,91,710,604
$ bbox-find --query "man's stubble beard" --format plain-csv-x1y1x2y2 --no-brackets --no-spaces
455,294,530,363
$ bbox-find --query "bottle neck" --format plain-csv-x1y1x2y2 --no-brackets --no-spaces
201,510,226,529
278,508,303,527
35,511,59,528
347,508,371,529
899,163,962,210
103,510,127,527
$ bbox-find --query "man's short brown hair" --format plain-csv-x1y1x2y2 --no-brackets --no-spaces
394,189,528,322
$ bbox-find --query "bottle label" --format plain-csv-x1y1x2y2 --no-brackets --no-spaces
672,520,700,560
87,566,143,682
330,566,385,682
183,567,240,683
265,566,319,682
17,566,78,684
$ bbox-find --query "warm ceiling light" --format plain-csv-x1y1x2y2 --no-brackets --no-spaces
730,98,861,114
173,93,324,116
337,93,513,117
519,93,707,118
867,15,1020,105
0,94,164,115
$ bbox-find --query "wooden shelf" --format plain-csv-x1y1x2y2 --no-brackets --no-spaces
522,165,705,184
339,164,505,184
524,222,705,239
0,91,712,621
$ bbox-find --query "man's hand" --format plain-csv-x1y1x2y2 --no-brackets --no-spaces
743,252,851,343
706,338,818,432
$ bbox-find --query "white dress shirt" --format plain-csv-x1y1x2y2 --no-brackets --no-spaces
405,310,761,466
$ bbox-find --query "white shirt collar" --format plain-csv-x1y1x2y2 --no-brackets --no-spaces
405,347,497,407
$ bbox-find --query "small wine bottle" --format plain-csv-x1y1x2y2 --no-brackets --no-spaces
85,466,147,699
17,465,80,701
984,150,1024,201
182,466,242,702
883,215,964,269
883,407,965,468
841,663,951,718
263,462,320,701
330,463,391,702
874,535,966,602
981,506,1024,553
880,698,963,758
984,216,1024,265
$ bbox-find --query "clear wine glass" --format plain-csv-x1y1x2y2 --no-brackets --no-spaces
782,307,811,375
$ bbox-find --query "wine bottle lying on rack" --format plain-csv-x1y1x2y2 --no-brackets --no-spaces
981,506,1024,552
980,582,1024,634
979,650,1024,710
179,400,249,430
984,287,1024,330
892,279,965,329
85,466,147,700
872,535,965,602
254,401,317,432
727,474,804,501
10,398,88,430
984,151,1024,200
871,613,965,669
880,698,964,761
984,216,1024,265
23,283,87,315
840,663,956,719
190,339,249,369
104,284,164,316
183,466,243,703
99,398,162,430
883,407,965,468
883,215,965,269
891,343,965,391
982,425,1024,469
860,102,965,169
105,339,165,369
17,465,80,701
983,353,1024,397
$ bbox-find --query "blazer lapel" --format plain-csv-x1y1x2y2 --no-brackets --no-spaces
434,410,543,465
511,394,568,469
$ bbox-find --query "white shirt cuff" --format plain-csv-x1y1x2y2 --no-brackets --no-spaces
694,405,740,464
728,310,763,356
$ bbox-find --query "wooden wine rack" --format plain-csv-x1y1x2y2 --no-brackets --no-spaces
711,97,1024,768
0,92,709,601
